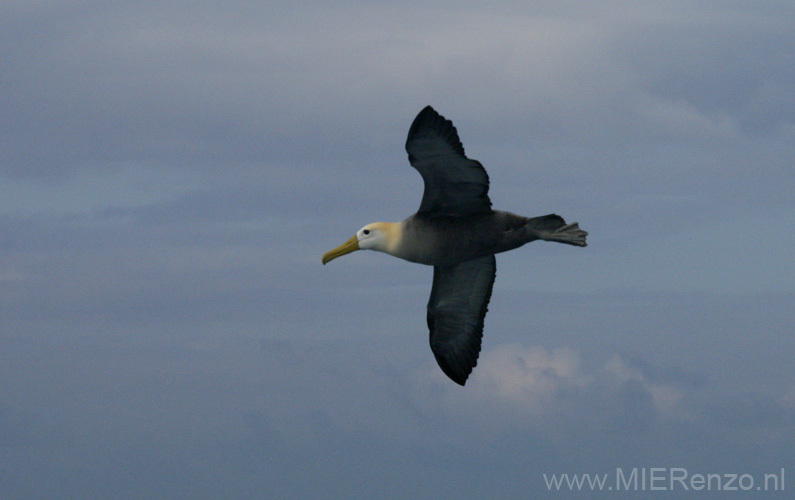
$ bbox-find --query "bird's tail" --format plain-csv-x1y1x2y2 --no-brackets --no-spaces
527,214,588,247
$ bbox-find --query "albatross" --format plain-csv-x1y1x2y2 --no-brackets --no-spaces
322,106,587,385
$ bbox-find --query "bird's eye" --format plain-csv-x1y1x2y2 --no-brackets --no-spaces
363,229,370,235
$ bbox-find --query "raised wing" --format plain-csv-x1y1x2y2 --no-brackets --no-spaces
405,106,492,217
427,255,496,385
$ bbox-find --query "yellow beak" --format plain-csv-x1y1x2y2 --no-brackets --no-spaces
322,235,360,265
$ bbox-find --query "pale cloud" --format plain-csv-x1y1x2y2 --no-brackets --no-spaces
426,344,696,424
604,354,691,420
467,344,591,412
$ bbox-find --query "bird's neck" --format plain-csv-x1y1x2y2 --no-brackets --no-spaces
370,221,404,257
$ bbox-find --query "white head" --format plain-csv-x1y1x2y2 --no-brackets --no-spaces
322,222,400,264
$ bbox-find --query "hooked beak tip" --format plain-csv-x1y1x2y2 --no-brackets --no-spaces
321,235,359,265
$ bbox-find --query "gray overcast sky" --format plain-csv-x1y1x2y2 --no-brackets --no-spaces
2,1,794,498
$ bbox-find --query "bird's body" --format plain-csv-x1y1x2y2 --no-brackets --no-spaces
322,106,587,385
381,211,578,266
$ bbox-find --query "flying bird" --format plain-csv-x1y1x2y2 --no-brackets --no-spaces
322,106,587,385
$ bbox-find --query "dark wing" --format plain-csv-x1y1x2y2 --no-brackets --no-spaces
405,106,492,217
427,255,496,385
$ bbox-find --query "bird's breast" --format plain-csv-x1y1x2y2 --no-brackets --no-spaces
394,214,503,266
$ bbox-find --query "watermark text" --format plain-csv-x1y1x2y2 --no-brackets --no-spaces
543,467,785,492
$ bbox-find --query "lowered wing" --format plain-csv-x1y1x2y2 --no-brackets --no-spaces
427,255,496,385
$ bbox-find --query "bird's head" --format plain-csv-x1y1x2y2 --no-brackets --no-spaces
322,222,398,264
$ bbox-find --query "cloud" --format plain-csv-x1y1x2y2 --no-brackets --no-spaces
5,1,791,182
604,354,691,420
426,344,695,424
459,344,592,412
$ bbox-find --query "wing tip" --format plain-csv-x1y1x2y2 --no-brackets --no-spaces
419,104,435,114
452,377,468,386
407,105,440,139
434,353,474,386
406,105,466,157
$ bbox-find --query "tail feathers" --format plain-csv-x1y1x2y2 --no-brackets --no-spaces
526,214,567,232
526,214,587,247
548,222,588,247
